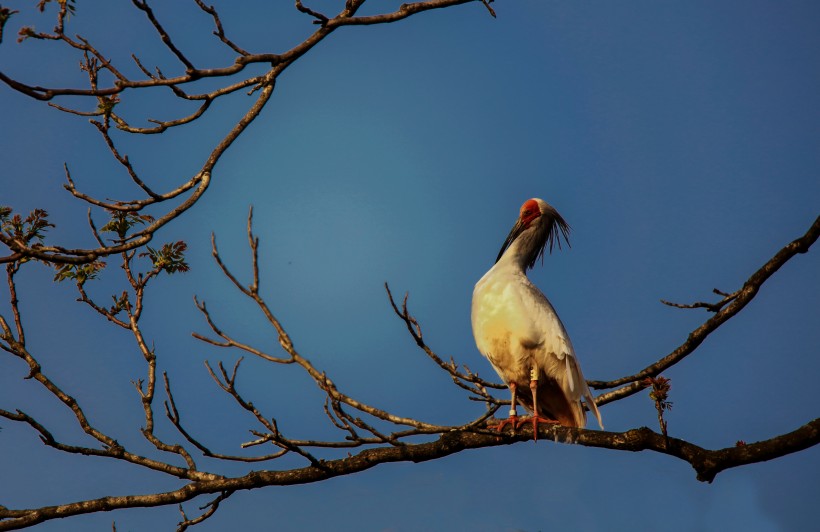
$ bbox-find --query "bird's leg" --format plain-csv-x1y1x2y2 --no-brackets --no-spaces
509,381,519,421
519,366,558,441
490,382,519,434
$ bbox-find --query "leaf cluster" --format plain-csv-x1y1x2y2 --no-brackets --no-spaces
109,291,129,315
100,210,155,240
53,261,106,285
95,94,120,118
0,206,54,246
645,376,673,412
141,241,189,274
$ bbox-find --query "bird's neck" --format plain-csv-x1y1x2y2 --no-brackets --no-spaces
497,231,543,272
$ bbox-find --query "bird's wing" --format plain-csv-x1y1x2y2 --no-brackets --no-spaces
472,267,603,429
515,280,574,363
519,281,604,429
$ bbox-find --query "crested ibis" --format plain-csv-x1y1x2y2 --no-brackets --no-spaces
471,198,603,437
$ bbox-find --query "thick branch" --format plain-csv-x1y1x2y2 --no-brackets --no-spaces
2,417,816,529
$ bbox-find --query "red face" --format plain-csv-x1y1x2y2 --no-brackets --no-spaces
519,199,541,228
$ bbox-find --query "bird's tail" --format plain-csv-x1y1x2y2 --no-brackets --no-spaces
583,385,604,430
566,356,604,430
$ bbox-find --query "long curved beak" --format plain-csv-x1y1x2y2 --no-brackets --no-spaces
495,219,525,263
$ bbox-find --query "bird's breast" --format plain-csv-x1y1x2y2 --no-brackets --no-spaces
471,264,574,384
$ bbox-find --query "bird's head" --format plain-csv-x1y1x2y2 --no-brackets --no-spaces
495,198,571,270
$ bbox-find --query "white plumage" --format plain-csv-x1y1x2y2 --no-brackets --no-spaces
471,198,603,433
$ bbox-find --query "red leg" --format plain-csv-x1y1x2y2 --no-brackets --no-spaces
516,374,558,441
489,382,519,433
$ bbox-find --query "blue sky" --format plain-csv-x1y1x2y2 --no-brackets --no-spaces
1,1,818,530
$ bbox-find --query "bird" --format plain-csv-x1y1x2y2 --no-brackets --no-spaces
471,198,603,438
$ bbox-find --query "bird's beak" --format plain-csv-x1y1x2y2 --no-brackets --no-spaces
495,218,526,263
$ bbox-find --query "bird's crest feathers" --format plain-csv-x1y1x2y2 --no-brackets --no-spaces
496,198,571,270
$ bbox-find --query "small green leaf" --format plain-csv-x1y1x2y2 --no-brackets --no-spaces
109,291,130,315
99,209,154,240
1,207,54,245
53,261,106,286
140,241,189,274
96,94,120,117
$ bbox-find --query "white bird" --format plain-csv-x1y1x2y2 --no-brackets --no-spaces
471,198,603,437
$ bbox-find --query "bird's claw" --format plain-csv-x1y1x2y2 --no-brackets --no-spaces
516,415,559,442
489,415,519,439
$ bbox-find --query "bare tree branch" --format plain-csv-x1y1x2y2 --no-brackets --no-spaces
2,417,816,529
3,203,817,529
1,1,816,529
1,0,493,266
588,214,820,391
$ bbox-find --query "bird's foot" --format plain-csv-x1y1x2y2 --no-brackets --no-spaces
515,415,559,441
488,415,519,437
